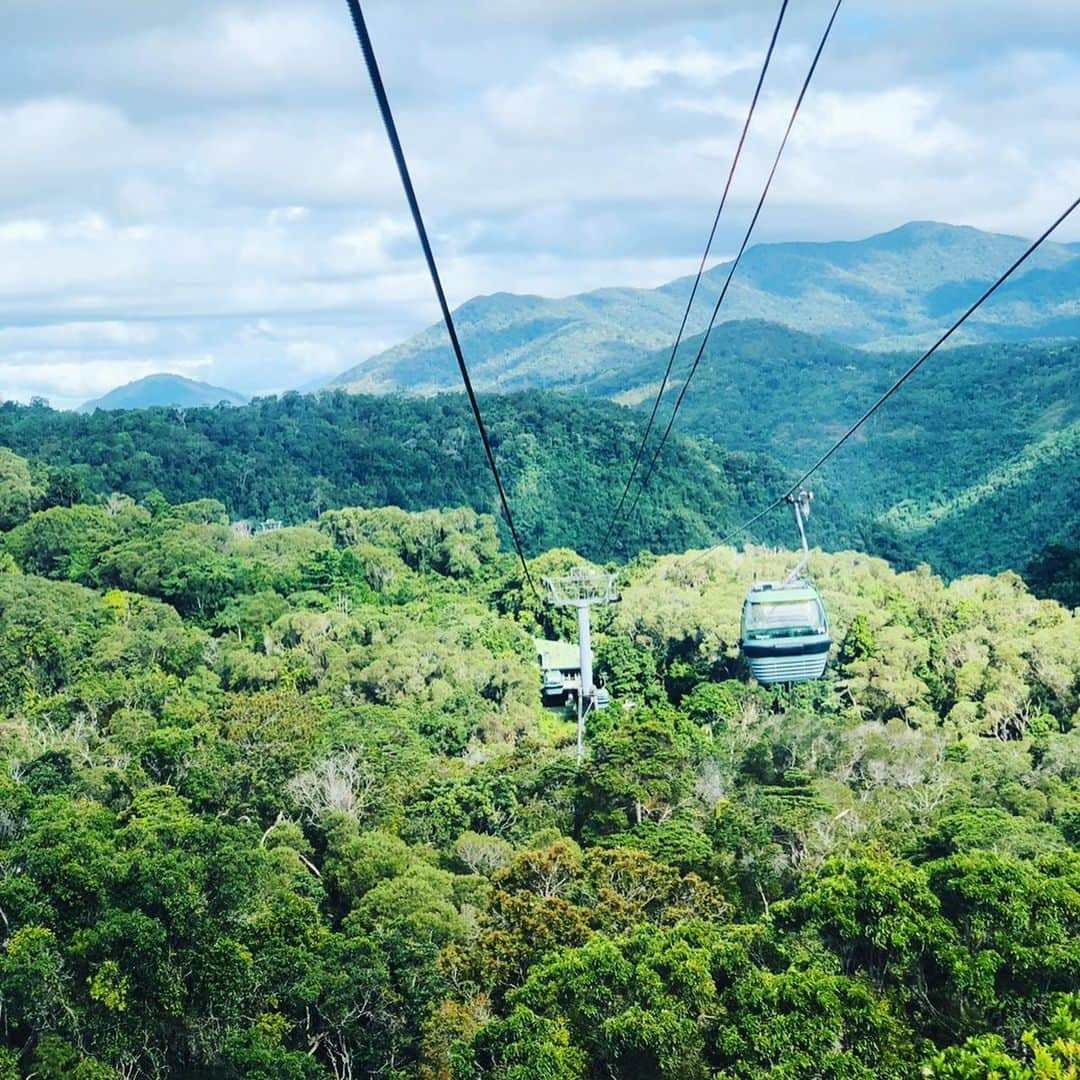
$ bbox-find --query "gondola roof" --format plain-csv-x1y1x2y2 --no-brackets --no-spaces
744,582,822,604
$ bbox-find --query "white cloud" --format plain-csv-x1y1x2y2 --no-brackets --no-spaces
330,217,415,274
0,99,141,204
118,8,357,99
0,355,213,410
286,341,341,377
556,42,755,92
0,321,157,349
268,206,311,227
2,1,1080,405
793,88,972,156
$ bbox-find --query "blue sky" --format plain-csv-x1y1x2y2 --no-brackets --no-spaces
3,0,1079,407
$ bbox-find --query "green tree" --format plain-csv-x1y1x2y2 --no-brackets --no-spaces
0,447,37,530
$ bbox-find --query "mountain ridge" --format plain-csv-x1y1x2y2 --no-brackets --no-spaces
324,220,1080,396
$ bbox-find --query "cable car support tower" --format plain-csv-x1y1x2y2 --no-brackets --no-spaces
784,489,813,584
542,568,619,763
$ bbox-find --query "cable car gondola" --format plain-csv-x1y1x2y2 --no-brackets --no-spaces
740,580,830,684
739,491,831,685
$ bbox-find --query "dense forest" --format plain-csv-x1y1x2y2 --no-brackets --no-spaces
0,481,1077,1078
0,393,834,562
584,324,1080,578
5,342,1078,582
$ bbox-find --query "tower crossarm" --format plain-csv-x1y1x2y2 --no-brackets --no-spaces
541,568,619,608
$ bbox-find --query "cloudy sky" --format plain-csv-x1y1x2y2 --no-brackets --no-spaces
3,0,1079,408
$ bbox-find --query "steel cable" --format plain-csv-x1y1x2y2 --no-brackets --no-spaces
685,190,1080,566
343,0,538,595
612,0,843,545
600,0,791,550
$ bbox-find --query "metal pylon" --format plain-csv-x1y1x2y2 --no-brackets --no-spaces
542,568,619,763
783,490,814,585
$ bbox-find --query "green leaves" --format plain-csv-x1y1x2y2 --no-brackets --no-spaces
0,480,1077,1077
0,448,37,531
455,922,915,1080
772,850,956,998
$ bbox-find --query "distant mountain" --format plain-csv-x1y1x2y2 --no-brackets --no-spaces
79,374,247,413
324,221,1080,395
326,288,682,396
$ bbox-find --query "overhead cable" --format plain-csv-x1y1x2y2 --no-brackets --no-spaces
613,0,843,544
601,0,791,550
343,0,538,595
691,190,1080,562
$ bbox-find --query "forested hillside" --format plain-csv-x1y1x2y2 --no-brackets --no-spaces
0,493,1078,1078
4,332,1076,579
584,323,1080,576
0,393,837,561
326,221,1080,395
